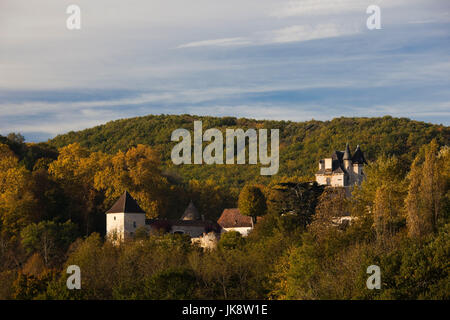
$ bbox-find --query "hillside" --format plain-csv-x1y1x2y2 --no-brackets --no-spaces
49,114,449,191
1,116,449,300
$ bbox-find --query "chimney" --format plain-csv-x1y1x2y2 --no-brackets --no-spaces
325,158,332,170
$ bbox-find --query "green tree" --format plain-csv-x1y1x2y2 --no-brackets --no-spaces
21,220,78,267
218,231,245,250
142,268,196,299
267,182,323,234
7,132,25,144
238,185,267,220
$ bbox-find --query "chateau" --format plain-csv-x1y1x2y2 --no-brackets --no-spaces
315,143,367,187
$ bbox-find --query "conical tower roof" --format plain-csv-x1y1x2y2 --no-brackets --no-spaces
352,145,367,164
106,191,145,214
343,143,351,160
181,200,200,220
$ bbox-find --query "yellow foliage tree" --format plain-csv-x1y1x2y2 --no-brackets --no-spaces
48,143,108,234
94,144,169,218
0,144,38,241
405,140,448,238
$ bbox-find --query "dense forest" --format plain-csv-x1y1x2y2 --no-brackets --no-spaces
0,115,449,300
49,115,449,195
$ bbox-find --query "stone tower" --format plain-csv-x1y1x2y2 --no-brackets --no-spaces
106,191,146,242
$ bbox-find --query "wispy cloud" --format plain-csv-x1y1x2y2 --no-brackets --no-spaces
268,23,360,43
271,0,365,17
178,37,251,48
270,0,415,18
178,23,360,49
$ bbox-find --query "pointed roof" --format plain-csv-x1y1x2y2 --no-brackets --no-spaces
352,145,367,164
181,200,200,220
106,191,145,214
343,143,351,160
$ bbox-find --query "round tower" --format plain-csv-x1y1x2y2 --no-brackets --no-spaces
343,143,352,170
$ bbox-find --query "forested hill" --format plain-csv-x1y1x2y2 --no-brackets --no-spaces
48,114,449,188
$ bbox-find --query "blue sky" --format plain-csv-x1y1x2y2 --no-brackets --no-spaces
0,0,449,142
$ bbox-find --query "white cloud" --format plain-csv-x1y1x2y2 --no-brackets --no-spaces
178,23,361,49
271,0,416,18
271,0,365,18
268,23,360,43
178,37,251,48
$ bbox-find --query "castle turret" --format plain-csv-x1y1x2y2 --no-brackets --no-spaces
351,145,367,185
343,143,352,171
351,145,367,164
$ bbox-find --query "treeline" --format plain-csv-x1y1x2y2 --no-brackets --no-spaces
49,115,450,193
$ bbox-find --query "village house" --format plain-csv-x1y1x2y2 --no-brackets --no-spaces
217,208,255,237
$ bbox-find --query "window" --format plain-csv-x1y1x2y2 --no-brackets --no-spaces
133,221,136,228
114,216,116,221
326,177,331,185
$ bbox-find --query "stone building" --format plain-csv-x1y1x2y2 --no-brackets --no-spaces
106,191,146,242
315,143,367,187
106,192,220,247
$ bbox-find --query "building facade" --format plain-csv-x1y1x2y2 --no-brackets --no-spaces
217,208,255,237
106,191,146,242
315,144,367,187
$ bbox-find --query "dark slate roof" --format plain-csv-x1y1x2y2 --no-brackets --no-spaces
331,150,344,162
217,208,253,228
316,144,367,175
146,219,221,233
343,143,351,160
331,151,347,174
181,200,201,220
106,191,145,214
352,145,367,164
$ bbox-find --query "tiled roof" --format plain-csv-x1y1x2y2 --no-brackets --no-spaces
106,191,145,214
217,208,253,228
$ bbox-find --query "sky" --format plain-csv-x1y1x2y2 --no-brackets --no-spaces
0,0,449,142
